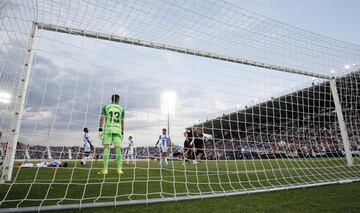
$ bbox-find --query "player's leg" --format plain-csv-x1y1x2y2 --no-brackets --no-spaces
131,148,135,164
193,149,201,165
113,134,123,175
81,151,85,165
82,144,90,166
160,149,167,167
159,147,163,167
115,145,123,174
98,133,111,174
81,152,88,166
164,150,168,166
197,148,204,164
128,152,133,164
183,148,188,165
85,151,90,165
192,147,197,164
127,149,133,164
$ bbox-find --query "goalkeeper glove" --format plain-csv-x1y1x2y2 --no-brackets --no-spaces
98,128,103,140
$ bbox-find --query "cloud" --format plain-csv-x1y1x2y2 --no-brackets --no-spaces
23,107,54,121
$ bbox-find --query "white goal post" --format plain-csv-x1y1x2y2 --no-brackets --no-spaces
1,23,38,183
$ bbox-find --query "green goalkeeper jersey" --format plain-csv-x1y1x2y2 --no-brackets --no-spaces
101,104,124,135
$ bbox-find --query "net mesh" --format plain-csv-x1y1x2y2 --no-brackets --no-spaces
0,0,360,211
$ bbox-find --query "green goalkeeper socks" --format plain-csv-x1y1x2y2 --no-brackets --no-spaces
103,148,122,171
116,148,122,170
103,148,110,170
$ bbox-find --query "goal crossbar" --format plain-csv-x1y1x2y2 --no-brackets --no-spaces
36,22,332,80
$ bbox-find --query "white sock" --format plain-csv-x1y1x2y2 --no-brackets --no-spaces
165,158,168,165
82,157,87,165
160,158,163,165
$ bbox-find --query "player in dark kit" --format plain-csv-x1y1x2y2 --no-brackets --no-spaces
182,129,194,165
192,128,205,164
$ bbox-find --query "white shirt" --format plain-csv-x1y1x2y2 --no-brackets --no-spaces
128,139,134,148
128,139,134,154
83,132,91,152
160,134,170,149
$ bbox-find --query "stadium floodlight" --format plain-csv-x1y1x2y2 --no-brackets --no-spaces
352,64,357,67
344,64,351,69
331,70,335,74
161,91,176,115
0,91,11,104
161,91,176,134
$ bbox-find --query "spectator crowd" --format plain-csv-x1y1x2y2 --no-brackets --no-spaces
2,115,359,161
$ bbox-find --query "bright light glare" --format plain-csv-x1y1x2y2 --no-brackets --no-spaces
161,91,176,114
0,91,11,104
344,64,351,69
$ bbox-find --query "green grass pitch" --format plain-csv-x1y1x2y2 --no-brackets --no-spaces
0,158,359,211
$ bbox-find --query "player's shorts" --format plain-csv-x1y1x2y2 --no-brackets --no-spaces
84,143,91,152
160,146,169,153
102,133,123,146
36,162,48,168
128,147,134,155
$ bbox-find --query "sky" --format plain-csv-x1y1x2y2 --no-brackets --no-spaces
231,0,360,45
1,0,360,147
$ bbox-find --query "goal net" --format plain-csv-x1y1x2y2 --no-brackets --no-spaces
1,0,360,211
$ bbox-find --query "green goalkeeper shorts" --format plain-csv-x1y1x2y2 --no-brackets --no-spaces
102,133,122,146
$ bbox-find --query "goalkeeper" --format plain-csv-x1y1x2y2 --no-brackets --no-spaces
98,94,125,175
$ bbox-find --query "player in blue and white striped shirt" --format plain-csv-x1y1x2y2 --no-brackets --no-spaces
155,128,171,167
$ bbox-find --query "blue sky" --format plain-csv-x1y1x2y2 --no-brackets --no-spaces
234,0,360,45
